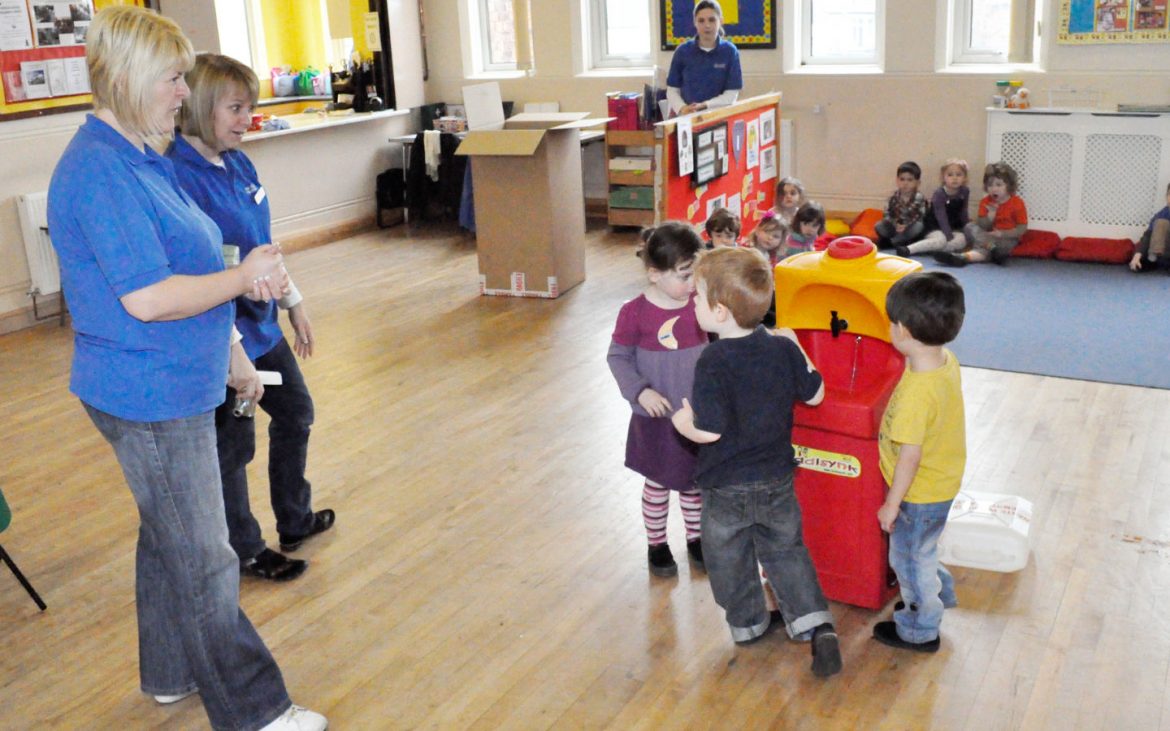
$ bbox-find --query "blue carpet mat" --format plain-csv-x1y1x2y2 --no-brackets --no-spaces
919,258,1170,389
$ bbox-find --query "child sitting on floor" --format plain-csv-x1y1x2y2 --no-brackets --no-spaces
749,211,788,267
897,159,970,258
935,162,1027,267
1129,183,1170,273
875,161,927,250
773,176,806,225
672,247,842,678
785,201,826,258
705,207,741,249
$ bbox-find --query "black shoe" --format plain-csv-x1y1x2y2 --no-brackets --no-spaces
686,539,704,570
990,247,1010,265
932,252,967,268
811,623,843,677
279,509,336,552
735,610,783,646
872,620,940,653
648,543,678,577
241,548,307,582
894,245,911,258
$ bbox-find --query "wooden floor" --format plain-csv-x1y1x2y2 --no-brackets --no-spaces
3,221,1170,730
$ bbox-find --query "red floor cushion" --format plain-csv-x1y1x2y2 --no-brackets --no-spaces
1012,229,1061,258
850,208,883,243
1055,236,1135,264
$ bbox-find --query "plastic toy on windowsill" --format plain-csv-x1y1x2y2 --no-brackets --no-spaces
1007,87,1031,110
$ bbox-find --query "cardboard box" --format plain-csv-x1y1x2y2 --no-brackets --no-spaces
456,112,609,298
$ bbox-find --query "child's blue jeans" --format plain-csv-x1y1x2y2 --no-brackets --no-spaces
889,499,958,643
702,475,833,643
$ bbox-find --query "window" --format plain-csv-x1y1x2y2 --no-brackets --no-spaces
950,0,1037,65
587,0,652,68
478,0,517,71
801,0,883,66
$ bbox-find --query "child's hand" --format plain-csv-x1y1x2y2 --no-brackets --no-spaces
671,398,694,432
878,502,900,533
1130,251,1149,271
637,388,673,418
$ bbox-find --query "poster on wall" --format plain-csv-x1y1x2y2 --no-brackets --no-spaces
759,145,776,183
1059,0,1169,43
746,118,759,169
28,1,93,47
661,0,776,49
0,0,33,50
677,116,693,176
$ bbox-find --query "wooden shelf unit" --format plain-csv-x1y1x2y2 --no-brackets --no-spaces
605,129,657,228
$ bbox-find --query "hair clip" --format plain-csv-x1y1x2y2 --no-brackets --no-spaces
761,209,776,221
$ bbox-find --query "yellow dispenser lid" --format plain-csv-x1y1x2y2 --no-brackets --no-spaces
774,237,922,343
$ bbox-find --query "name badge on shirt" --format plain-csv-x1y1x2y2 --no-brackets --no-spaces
254,186,266,205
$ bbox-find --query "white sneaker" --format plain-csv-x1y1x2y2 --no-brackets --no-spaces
153,689,197,704
259,705,328,731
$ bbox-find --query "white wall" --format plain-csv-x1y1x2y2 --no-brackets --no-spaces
420,0,1170,212
0,0,423,332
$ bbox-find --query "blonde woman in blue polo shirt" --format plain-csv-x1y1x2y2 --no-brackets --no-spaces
666,0,743,116
47,7,325,731
169,54,335,585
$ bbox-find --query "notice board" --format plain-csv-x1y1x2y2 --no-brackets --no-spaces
0,0,152,121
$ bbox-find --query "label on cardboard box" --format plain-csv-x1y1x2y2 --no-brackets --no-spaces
478,274,560,299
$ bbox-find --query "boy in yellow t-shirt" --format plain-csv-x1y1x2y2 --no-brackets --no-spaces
874,271,966,653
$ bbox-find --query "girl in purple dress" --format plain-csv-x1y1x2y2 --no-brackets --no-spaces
608,222,708,577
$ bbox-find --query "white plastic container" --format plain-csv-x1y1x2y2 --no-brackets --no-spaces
937,490,1033,572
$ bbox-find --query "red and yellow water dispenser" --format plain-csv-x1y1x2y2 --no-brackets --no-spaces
775,237,921,609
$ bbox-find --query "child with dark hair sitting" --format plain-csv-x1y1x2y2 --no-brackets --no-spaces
704,207,742,249
875,161,927,250
1129,183,1170,272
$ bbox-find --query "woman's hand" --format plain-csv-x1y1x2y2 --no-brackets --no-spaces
289,302,314,358
237,244,284,301
227,341,263,403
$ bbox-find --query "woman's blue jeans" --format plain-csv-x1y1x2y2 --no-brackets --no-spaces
216,337,316,560
85,404,292,731
889,499,958,644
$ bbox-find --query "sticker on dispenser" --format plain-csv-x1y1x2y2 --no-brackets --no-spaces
793,444,861,479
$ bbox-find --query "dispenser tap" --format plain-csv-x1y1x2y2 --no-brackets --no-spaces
830,310,849,338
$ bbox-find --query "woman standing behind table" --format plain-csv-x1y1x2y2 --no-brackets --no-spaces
47,7,326,731
169,53,335,583
666,0,743,116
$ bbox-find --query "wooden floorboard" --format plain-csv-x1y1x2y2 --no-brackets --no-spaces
2,220,1170,729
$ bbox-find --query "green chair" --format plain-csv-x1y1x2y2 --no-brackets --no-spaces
0,487,46,611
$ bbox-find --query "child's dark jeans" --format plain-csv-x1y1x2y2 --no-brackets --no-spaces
701,475,833,643
889,499,958,643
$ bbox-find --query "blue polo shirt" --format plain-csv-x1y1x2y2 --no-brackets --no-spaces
167,135,283,361
47,115,232,422
666,38,743,105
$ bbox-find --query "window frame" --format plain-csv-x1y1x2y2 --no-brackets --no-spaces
948,0,1038,66
586,0,653,69
799,0,885,67
477,0,519,72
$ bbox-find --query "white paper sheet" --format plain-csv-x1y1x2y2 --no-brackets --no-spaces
676,116,693,176
0,0,33,50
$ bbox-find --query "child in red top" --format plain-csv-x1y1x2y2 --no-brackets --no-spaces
934,162,1027,267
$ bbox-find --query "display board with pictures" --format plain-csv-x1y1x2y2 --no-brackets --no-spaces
0,0,151,120
691,120,728,186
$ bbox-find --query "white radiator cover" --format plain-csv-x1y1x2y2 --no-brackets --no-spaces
17,192,60,297
986,108,1170,240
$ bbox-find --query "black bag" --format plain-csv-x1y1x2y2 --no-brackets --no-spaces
376,168,405,228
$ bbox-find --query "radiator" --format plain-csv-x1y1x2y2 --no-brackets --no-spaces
986,109,1169,239
16,192,60,297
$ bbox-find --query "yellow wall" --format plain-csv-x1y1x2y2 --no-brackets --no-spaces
260,0,328,71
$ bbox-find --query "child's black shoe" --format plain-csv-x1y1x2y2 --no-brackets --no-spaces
686,538,704,570
990,247,1011,265
872,620,940,653
647,543,677,577
933,251,967,267
810,623,843,677
894,245,911,258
